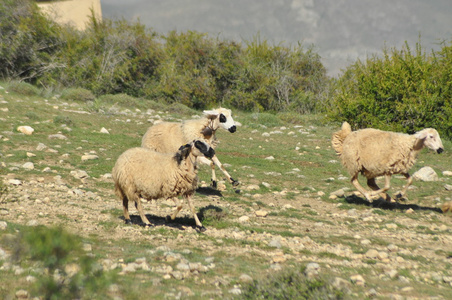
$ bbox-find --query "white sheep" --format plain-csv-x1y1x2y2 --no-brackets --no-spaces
112,140,215,232
332,121,444,202
141,107,239,188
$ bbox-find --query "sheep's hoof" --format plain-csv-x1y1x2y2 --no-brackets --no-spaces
195,225,207,233
144,223,153,228
125,219,133,225
165,215,173,223
231,178,240,187
395,193,407,202
211,180,217,189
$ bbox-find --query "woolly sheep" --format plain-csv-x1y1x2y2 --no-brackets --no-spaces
141,107,239,188
112,140,215,232
332,121,444,202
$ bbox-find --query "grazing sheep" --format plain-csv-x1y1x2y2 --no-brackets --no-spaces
112,140,215,232
332,122,444,202
141,107,239,188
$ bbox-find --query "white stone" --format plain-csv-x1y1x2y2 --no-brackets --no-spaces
81,154,99,161
265,156,275,160
48,134,67,140
442,171,452,176
100,127,110,134
255,210,269,217
0,221,7,230
413,166,438,181
17,126,34,135
22,162,34,170
36,143,47,151
238,216,250,223
8,179,22,185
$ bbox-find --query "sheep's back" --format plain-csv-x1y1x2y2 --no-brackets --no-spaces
341,129,416,177
141,122,187,153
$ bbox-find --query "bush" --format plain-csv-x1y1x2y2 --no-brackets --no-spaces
13,226,112,299
7,81,40,96
330,40,452,138
61,88,95,103
238,265,347,299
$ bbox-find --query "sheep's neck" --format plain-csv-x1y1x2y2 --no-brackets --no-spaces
412,138,425,155
201,119,217,139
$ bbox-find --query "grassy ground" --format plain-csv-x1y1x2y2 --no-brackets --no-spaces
0,81,451,299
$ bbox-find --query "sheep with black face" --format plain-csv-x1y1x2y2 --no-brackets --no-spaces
112,140,215,232
141,107,239,189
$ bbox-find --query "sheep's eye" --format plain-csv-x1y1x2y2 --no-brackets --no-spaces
219,114,226,123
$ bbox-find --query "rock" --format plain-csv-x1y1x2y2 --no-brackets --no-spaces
332,277,351,290
17,125,34,135
70,170,89,179
15,290,29,299
442,171,452,176
8,179,22,185
48,133,68,140
386,223,398,230
365,249,379,259
26,220,39,226
413,166,438,181
26,152,36,157
255,210,269,217
81,154,99,161
268,238,282,249
265,156,275,160
350,274,365,286
304,262,320,278
22,162,34,170
246,184,260,191
238,216,250,223
0,221,7,230
229,287,242,295
444,184,452,191
330,189,345,197
239,274,253,283
100,127,110,134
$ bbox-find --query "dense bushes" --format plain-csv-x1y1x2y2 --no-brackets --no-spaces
0,0,328,113
330,41,452,138
2,1,452,131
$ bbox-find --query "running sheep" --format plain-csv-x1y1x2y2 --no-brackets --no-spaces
332,121,444,202
141,107,239,189
112,140,215,232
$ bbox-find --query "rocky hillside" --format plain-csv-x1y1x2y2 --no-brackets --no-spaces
0,84,451,299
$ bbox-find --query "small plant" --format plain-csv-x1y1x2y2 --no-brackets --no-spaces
238,264,348,299
13,226,112,299
61,88,95,103
53,115,74,126
7,81,40,96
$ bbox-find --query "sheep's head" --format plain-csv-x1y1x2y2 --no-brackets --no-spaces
192,140,215,159
203,107,236,133
175,140,215,165
415,128,444,154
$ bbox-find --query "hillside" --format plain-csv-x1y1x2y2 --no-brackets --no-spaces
0,83,452,299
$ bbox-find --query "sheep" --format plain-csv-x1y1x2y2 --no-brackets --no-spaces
141,107,239,189
112,140,215,232
332,121,444,202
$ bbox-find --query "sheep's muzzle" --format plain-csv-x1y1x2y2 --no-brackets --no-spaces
228,125,236,133
437,148,444,154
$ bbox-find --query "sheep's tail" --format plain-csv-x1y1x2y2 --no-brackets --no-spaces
331,121,352,156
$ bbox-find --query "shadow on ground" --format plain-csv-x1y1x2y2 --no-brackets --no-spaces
344,195,443,213
119,204,225,230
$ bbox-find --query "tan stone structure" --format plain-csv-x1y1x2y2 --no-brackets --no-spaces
37,0,102,30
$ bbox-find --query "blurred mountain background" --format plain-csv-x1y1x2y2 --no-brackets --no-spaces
100,0,452,77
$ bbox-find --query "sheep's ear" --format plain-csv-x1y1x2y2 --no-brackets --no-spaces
414,130,428,140
203,110,219,119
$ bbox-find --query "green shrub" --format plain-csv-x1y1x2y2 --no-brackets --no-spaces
331,40,452,138
7,81,40,96
53,115,74,126
238,265,347,299
13,226,112,299
61,88,95,103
